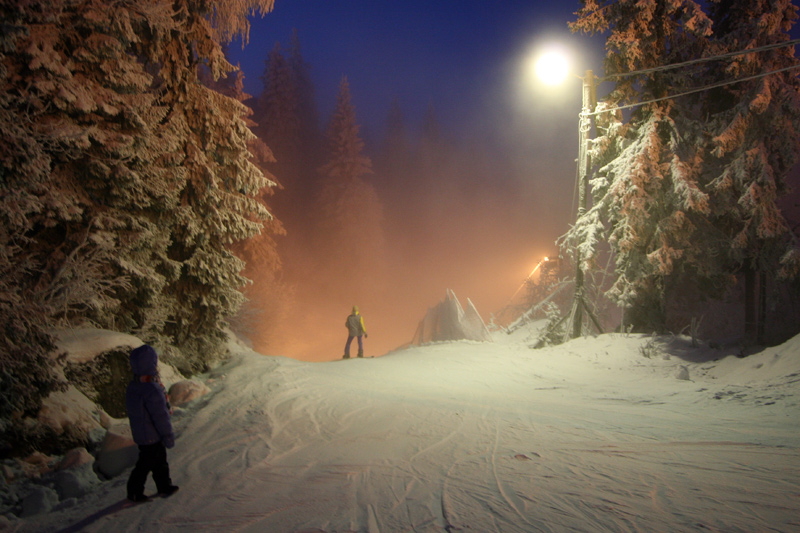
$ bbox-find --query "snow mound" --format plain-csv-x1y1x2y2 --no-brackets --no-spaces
705,334,800,385
411,289,492,345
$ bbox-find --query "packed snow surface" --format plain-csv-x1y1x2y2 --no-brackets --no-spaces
20,327,800,532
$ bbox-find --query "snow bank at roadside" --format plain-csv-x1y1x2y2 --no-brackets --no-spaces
703,334,800,384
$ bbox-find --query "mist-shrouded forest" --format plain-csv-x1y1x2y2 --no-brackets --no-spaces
229,1,800,362
235,38,576,362
2,0,800,475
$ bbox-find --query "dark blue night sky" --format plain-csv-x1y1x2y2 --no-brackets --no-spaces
227,1,601,143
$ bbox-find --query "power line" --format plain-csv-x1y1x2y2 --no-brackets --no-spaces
586,63,800,117
599,38,800,81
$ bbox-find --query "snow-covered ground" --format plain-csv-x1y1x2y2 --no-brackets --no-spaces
13,325,800,532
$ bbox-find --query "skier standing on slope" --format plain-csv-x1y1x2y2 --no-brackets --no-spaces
343,305,368,359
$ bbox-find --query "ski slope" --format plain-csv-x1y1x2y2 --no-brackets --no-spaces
20,327,800,532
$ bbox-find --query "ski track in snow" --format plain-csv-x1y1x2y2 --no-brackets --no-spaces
20,332,800,532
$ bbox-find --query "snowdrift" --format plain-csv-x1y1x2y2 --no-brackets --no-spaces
411,289,492,345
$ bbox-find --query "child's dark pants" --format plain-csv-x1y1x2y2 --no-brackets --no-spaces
127,442,172,497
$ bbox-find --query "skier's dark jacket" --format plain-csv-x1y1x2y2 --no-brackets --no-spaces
126,345,175,448
346,312,367,337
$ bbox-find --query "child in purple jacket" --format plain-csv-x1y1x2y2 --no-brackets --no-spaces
126,344,179,502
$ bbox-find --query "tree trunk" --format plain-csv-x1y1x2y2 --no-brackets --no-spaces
744,267,757,344
758,270,766,345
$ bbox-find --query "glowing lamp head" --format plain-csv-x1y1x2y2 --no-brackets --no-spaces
534,49,570,86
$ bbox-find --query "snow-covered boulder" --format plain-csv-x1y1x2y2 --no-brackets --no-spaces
411,289,492,345
57,328,183,419
53,463,99,500
37,386,104,437
53,326,184,385
53,448,99,499
52,327,142,365
16,452,55,480
20,486,59,517
94,425,137,479
169,380,211,407
56,448,94,471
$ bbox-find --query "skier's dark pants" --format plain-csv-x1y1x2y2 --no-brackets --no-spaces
127,442,172,497
344,335,363,357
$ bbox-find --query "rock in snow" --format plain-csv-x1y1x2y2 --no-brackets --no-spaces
55,448,94,471
20,486,59,518
169,380,211,407
51,448,99,500
52,463,99,500
411,289,492,345
94,425,137,479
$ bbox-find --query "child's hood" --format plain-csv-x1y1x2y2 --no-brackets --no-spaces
130,344,158,376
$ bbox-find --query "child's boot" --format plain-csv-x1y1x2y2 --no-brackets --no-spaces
158,485,180,497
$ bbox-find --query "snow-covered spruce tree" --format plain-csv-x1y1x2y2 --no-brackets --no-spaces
417,102,456,201
421,101,443,164
289,29,321,163
316,77,385,295
567,0,717,332
200,47,289,354
0,7,63,444
0,0,186,454
0,0,185,331
375,97,420,229
200,45,245,100
703,0,800,341
0,0,276,452
150,0,277,373
382,97,411,166
0,54,65,454
286,29,324,217
253,32,321,232
255,42,301,166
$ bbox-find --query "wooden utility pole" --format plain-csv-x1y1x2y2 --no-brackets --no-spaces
568,70,601,339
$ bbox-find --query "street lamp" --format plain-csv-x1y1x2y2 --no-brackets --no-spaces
535,51,603,339
533,47,570,86
504,256,552,309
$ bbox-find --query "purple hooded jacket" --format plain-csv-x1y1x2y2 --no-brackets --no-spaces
126,345,175,448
